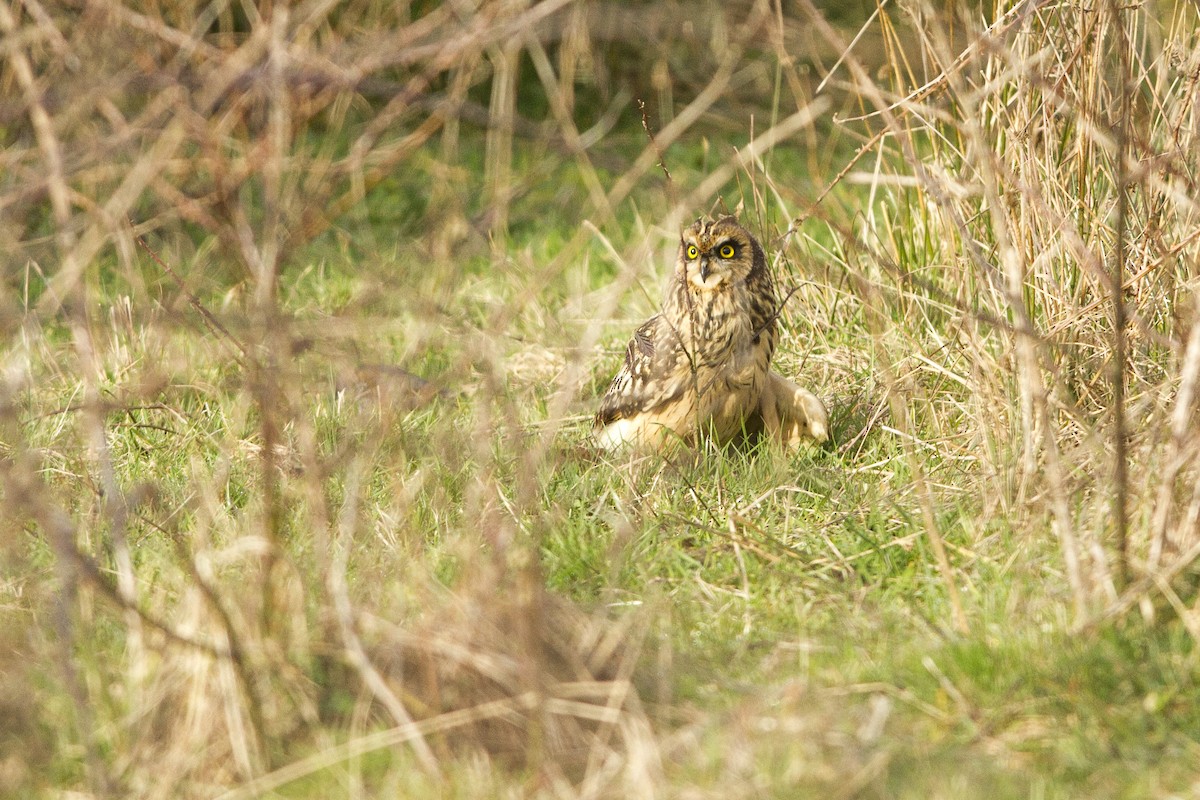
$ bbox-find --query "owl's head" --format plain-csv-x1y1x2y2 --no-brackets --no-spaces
676,216,766,292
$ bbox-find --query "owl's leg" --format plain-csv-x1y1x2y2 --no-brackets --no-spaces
760,371,829,446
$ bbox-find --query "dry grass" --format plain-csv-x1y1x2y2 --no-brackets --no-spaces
3,0,1200,797
823,0,1200,620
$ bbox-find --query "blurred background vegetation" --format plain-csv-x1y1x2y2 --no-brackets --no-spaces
4,0,1200,797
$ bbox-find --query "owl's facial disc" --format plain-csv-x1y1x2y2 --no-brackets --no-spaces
688,256,724,290
683,237,733,290
682,219,750,291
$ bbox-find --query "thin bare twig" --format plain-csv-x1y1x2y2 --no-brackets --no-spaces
1108,0,1132,587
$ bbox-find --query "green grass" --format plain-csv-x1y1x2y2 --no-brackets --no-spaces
11,168,1200,795
6,1,1200,797
6,181,1194,798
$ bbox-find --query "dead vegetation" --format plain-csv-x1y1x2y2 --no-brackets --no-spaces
3,0,1200,796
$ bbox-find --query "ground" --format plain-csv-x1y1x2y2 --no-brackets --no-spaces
3,1,1200,797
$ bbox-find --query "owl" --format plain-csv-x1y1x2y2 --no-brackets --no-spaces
594,216,828,451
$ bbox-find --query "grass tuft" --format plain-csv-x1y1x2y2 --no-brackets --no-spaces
3,0,1200,796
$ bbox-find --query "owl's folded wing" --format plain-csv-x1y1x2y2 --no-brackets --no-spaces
593,315,692,447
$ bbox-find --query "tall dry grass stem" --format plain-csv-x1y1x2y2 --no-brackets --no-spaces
1107,0,1133,586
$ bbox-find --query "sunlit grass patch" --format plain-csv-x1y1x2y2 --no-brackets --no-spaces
5,0,1200,797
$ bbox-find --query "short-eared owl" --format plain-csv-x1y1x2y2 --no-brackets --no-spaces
594,216,828,450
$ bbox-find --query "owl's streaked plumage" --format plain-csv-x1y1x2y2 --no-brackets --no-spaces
594,216,827,451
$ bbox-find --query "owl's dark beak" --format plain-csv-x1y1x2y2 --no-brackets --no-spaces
698,258,710,282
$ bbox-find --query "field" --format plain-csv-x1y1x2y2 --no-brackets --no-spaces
4,0,1200,797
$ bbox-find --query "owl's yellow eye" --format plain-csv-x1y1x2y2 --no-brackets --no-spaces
685,245,699,260
718,243,736,259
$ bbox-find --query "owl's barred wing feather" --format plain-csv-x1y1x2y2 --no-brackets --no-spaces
594,315,688,428
595,316,681,424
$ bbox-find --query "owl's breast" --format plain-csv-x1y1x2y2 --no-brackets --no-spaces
692,306,773,433
698,298,769,375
